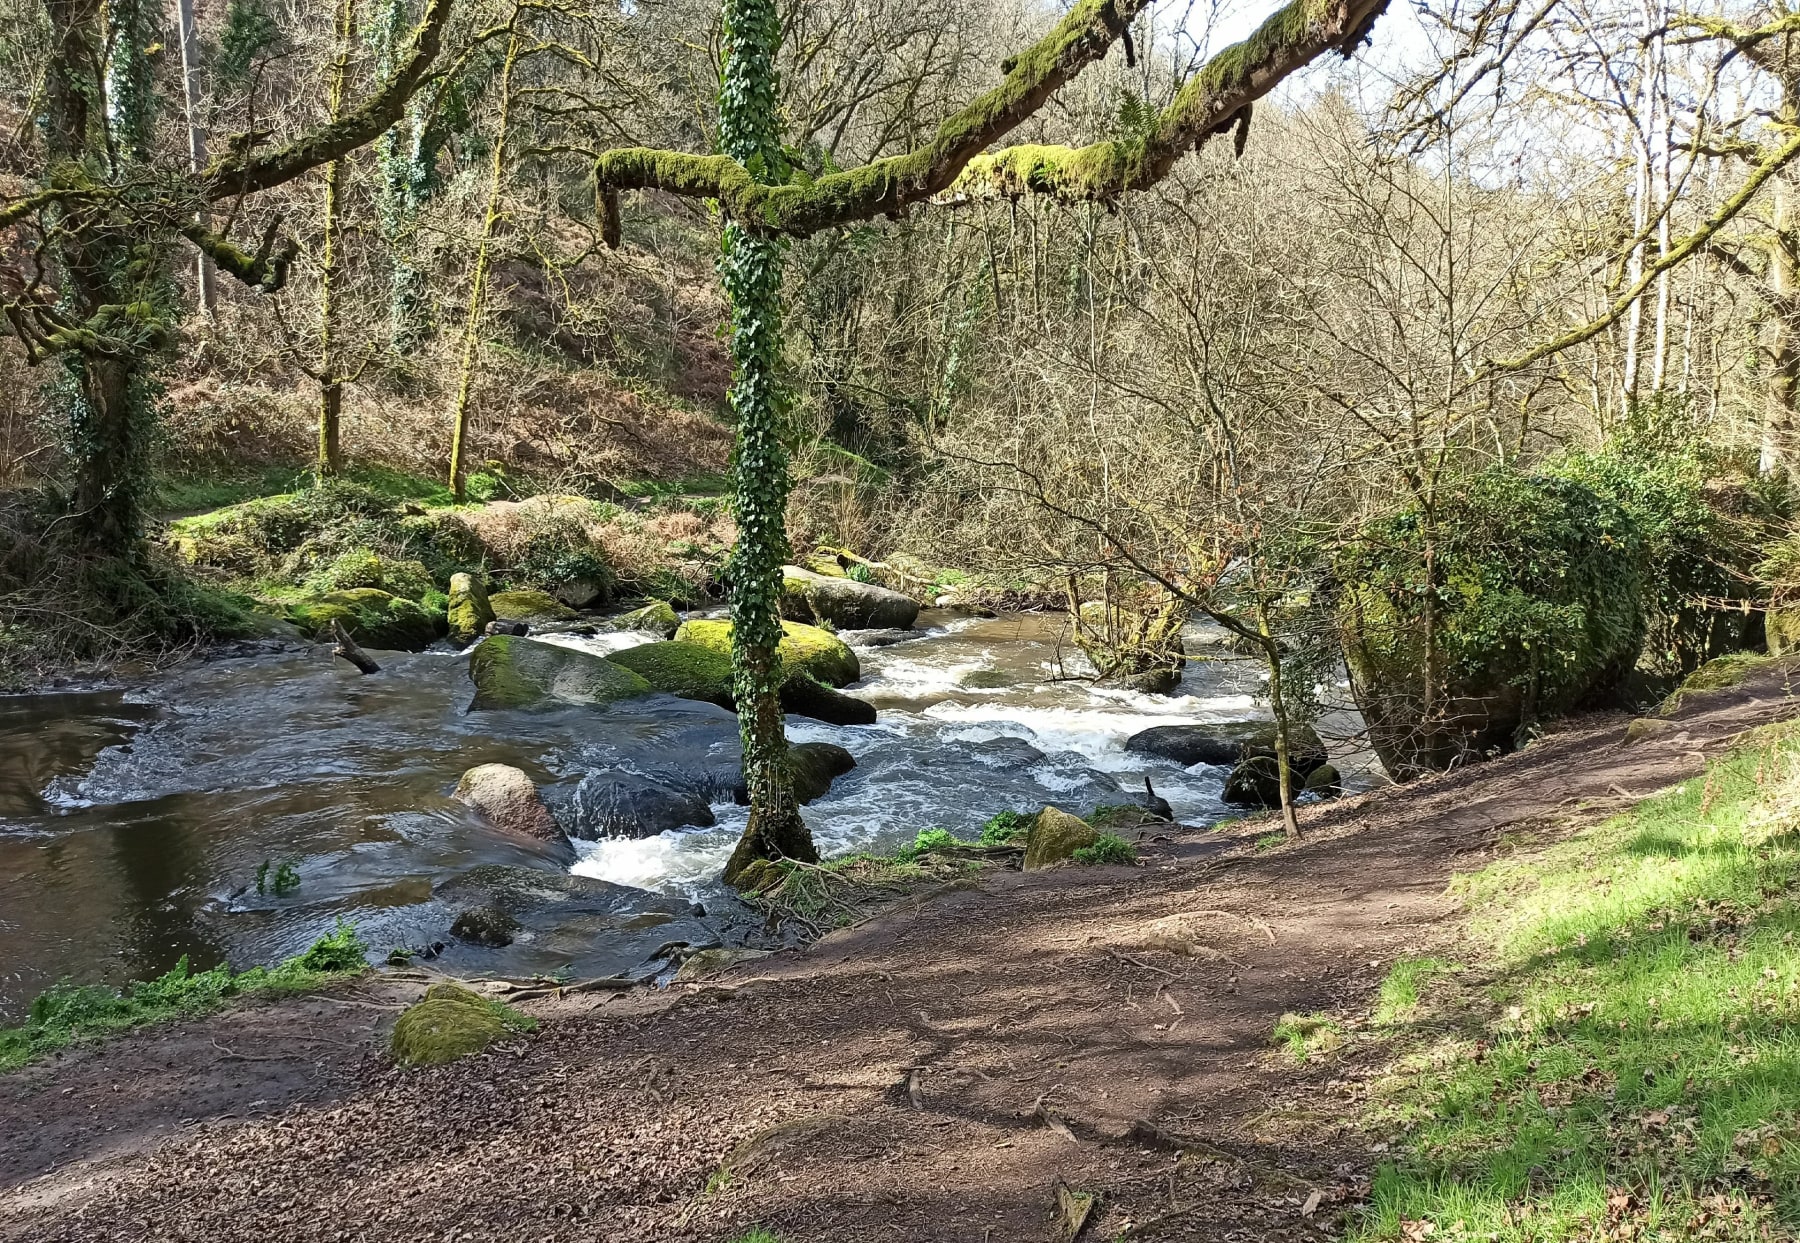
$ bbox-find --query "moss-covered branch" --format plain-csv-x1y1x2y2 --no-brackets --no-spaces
181,220,298,292
948,0,1391,201
594,0,1152,239
203,0,455,200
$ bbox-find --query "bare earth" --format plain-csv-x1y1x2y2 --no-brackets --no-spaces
4,667,1795,1243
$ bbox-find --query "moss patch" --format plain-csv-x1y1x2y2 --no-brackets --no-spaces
488,589,577,623
289,587,437,651
606,640,734,708
674,618,860,688
390,982,535,1067
467,634,652,710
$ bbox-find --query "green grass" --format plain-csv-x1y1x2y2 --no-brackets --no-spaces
1274,1011,1344,1062
154,464,457,516
0,922,370,1072
1355,720,1800,1240
1073,832,1138,865
1255,832,1287,851
728,1231,782,1243
612,472,730,501
1373,957,1453,1026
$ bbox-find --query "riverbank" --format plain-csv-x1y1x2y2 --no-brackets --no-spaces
4,661,1795,1241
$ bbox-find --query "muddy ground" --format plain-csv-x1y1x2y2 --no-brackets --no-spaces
3,666,1795,1243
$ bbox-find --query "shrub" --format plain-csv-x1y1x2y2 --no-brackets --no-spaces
979,809,1034,845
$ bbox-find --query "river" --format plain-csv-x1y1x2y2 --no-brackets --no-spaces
0,610,1362,1019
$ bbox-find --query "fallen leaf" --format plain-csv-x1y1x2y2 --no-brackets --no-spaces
1301,1190,1322,1218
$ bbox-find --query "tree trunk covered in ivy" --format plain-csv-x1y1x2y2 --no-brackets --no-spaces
315,0,358,478
375,0,434,354
718,0,817,885
48,0,168,553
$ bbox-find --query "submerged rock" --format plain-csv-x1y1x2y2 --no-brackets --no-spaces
450,904,521,947
452,762,569,860
467,635,652,711
781,675,878,726
790,741,856,804
780,565,920,631
289,587,437,652
489,589,578,625
390,983,515,1066
675,618,861,688
838,628,917,649
1023,806,1100,871
568,772,715,839
447,572,496,646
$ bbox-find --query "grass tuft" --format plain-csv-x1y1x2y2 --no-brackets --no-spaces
1274,1011,1344,1062
1072,832,1138,865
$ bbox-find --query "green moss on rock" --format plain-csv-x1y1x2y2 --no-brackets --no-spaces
489,589,578,624
390,983,533,1067
674,618,860,688
289,587,437,651
605,640,735,708
467,634,652,710
612,599,680,638
447,572,495,646
1023,805,1099,871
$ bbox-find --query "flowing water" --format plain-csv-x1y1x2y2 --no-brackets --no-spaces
0,610,1364,1020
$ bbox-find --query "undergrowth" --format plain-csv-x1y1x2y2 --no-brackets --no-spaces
0,922,370,1072
1355,720,1800,1240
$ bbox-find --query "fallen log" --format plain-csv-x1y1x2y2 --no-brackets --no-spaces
330,619,380,675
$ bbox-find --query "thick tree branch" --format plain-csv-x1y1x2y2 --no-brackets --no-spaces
182,219,297,292
949,0,1391,201
202,0,456,200
594,0,1154,238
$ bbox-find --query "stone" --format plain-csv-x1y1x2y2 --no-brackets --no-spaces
449,904,520,947
489,589,578,624
675,618,861,688
606,640,735,709
781,676,878,726
452,763,566,854
553,577,608,610
837,628,916,648
467,635,652,711
1122,666,1183,696
779,565,920,630
673,947,773,983
1023,805,1100,871
1626,717,1674,743
486,619,529,636
446,572,495,647
1302,763,1342,798
1125,721,1327,775
288,587,438,652
610,599,681,638
568,772,716,839
790,741,856,804
390,984,510,1066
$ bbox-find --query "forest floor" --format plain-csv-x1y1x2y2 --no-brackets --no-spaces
2,666,1797,1243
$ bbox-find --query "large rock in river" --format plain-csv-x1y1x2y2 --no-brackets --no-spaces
790,741,855,804
607,638,878,726
489,589,578,625
289,587,438,652
780,565,920,631
468,634,652,710
675,618,861,688
568,772,715,839
609,599,680,638
447,572,495,647
452,763,568,859
1126,721,1326,774
1023,805,1099,871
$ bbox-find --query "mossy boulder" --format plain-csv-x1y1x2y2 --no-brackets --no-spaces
1023,806,1100,870
1302,763,1342,798
489,589,578,624
611,599,680,638
467,634,652,710
674,618,860,688
780,565,920,631
289,587,437,652
447,572,496,647
1126,722,1326,774
390,984,516,1066
302,548,435,601
605,640,735,709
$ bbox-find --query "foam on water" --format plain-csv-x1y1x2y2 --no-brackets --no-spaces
532,629,665,657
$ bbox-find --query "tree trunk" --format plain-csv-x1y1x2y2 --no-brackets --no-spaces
316,0,357,478
1765,171,1799,479
447,21,522,501
175,0,216,315
1256,600,1301,841
717,0,815,886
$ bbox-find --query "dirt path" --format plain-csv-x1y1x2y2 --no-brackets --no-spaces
4,668,1795,1243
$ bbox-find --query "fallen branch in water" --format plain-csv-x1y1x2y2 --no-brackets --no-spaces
330,620,380,675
